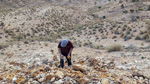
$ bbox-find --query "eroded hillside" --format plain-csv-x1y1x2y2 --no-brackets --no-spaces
0,0,150,84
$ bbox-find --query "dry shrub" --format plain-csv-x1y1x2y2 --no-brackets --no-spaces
0,42,9,49
107,44,123,52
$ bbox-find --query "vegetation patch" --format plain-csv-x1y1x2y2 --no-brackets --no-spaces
0,42,9,49
107,44,123,52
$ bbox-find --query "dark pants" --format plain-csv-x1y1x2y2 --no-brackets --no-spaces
60,52,72,68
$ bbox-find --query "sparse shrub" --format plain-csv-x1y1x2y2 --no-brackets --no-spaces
135,35,141,40
133,30,137,32
91,14,98,18
140,30,144,35
103,16,106,19
107,44,123,52
102,35,107,39
44,43,49,46
27,33,30,36
122,27,126,31
147,5,150,11
14,17,17,19
12,34,24,41
0,21,4,26
124,35,132,41
120,33,124,37
98,6,101,9
112,36,117,39
0,42,9,49
94,45,100,49
130,9,134,13
126,30,130,35
142,34,149,40
115,30,119,34
132,0,139,2
123,10,128,13
83,42,89,46
24,41,29,44
138,8,143,11
121,4,124,9
83,42,92,47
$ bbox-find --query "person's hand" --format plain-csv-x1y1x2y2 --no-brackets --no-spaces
60,54,63,59
67,55,71,59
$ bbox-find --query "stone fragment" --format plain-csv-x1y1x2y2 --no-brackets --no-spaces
12,76,17,83
46,74,56,81
74,72,84,78
31,80,40,84
51,77,55,81
42,59,49,65
53,55,58,61
6,74,15,81
44,67,50,72
101,78,108,84
0,76,3,81
88,57,98,66
36,73,46,82
53,79,64,84
77,78,89,84
38,77,45,82
7,53,13,58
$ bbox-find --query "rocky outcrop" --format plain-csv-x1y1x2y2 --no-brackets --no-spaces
0,55,149,84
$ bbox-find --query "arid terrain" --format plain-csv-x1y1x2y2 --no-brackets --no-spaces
0,0,150,84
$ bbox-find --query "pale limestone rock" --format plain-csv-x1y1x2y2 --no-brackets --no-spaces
53,79,64,84
72,64,87,74
56,71,64,79
31,80,40,84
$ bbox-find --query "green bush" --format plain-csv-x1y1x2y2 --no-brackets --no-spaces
138,8,143,11
135,35,141,40
121,4,124,9
142,34,149,40
107,44,123,52
112,36,117,39
98,6,101,9
130,9,134,13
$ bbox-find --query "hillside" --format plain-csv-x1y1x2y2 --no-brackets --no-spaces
0,0,150,84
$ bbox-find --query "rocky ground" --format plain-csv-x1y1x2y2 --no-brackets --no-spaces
0,41,150,84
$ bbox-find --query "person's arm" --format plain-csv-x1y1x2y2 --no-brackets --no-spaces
58,48,61,54
67,48,73,57
58,48,63,59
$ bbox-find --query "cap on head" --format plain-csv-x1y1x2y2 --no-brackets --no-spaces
61,39,68,47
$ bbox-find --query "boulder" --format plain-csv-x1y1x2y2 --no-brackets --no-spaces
46,74,59,82
56,71,64,79
46,74,54,81
15,76,26,84
36,73,46,82
72,64,87,74
74,71,84,78
6,74,15,81
0,76,3,81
